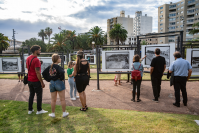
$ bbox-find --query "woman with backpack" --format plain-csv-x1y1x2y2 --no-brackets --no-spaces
42,54,69,118
131,54,143,102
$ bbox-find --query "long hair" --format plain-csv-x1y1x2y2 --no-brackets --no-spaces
75,51,84,72
133,54,140,63
68,61,73,68
50,54,60,75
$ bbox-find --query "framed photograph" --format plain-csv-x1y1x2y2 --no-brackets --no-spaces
0,57,21,72
85,54,96,64
38,57,52,73
186,48,199,75
142,44,175,69
102,50,134,71
59,55,66,64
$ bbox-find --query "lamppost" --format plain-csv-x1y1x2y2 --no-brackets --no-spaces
92,41,95,54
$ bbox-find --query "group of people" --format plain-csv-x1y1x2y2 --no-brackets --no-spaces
130,48,192,108
26,45,90,118
25,45,192,118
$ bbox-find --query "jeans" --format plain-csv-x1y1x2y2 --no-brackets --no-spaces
132,78,142,100
68,77,77,98
151,76,162,101
49,80,65,92
28,81,43,111
174,76,187,104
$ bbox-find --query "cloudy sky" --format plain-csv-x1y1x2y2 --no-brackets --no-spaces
0,0,180,42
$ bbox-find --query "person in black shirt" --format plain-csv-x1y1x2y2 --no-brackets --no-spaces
73,51,90,111
42,54,69,118
150,48,166,102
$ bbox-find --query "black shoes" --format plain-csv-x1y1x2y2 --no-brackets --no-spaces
137,99,141,102
152,99,159,103
183,103,187,106
173,103,180,107
131,98,135,102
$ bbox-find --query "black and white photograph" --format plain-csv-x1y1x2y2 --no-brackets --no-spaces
85,54,96,64
191,50,199,74
142,44,175,69
41,63,52,73
106,52,129,69
0,58,21,72
186,48,199,76
38,57,52,73
145,46,170,66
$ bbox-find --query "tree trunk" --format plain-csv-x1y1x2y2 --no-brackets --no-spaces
117,38,119,50
48,35,50,44
42,36,44,42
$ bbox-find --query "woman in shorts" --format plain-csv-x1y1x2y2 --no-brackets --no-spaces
42,54,69,118
73,51,90,111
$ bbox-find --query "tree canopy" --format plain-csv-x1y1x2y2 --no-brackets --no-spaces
0,33,10,54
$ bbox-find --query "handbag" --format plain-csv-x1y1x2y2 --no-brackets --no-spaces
131,64,141,81
23,57,36,85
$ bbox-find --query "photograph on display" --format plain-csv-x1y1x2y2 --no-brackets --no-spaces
145,46,170,67
86,56,94,63
2,58,19,71
105,52,129,69
191,50,199,73
41,63,52,73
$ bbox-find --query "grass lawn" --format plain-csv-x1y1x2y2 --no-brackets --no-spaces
0,100,198,133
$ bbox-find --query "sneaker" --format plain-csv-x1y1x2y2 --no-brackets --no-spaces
28,109,34,114
152,99,159,103
63,112,69,117
71,98,76,101
36,109,48,115
76,96,79,99
49,113,55,118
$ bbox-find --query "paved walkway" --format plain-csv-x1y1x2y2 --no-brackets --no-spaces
0,79,198,115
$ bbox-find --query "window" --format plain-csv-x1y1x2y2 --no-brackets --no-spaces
169,13,176,17
160,11,163,14
176,26,179,28
169,18,176,21
180,25,184,27
160,19,163,22
181,11,183,13
177,21,179,24
187,9,195,13
177,8,180,10
160,40,162,42
181,20,183,23
181,2,184,4
196,8,199,11
169,22,176,25
196,3,199,6
169,5,176,8
160,15,163,18
181,6,184,9
160,28,163,30
177,12,180,15
195,13,199,16
160,7,163,9
169,39,175,42
160,23,163,26
169,26,176,30
177,17,179,19
177,3,180,6
188,0,195,4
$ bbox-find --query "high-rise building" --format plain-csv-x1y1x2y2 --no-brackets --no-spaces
133,11,153,36
158,0,199,44
107,11,134,45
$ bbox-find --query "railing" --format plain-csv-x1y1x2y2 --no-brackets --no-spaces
188,0,195,4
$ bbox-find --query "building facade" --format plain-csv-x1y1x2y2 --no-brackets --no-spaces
133,11,153,36
6,39,23,47
158,0,199,44
107,11,134,45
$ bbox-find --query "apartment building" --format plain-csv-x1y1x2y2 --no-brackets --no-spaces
107,11,134,45
133,11,153,36
6,38,23,47
158,0,199,44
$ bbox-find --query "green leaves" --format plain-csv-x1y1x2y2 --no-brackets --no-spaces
189,22,199,35
0,33,10,54
88,26,104,47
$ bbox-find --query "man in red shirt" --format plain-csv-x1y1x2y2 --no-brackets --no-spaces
26,45,48,115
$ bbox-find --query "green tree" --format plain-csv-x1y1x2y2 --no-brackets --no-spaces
49,33,67,52
66,30,77,50
87,26,104,47
45,27,53,44
21,38,47,53
38,29,47,42
103,33,107,45
189,22,199,35
0,33,10,54
76,34,91,50
141,40,148,45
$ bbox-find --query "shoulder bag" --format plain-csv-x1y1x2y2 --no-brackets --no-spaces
23,57,36,85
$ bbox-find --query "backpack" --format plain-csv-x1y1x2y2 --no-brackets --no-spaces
131,64,141,81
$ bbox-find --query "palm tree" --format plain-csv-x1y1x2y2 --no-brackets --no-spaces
50,33,66,52
66,30,77,50
38,29,47,42
189,22,199,35
103,33,107,45
45,27,53,44
109,24,128,45
0,33,10,54
87,26,104,48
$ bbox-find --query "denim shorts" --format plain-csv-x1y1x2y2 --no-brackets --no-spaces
49,80,65,92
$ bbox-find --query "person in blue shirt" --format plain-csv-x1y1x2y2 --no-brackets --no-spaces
169,51,192,107
131,54,143,102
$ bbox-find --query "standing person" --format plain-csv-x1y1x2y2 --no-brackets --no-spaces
42,54,69,117
169,51,192,107
150,48,166,102
26,45,48,115
131,54,143,102
74,51,90,111
114,73,121,86
67,61,79,100
18,61,23,82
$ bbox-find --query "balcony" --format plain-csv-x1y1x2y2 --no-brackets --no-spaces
187,0,195,6
187,10,195,15
169,5,176,10
186,26,193,29
187,16,194,20
187,19,195,24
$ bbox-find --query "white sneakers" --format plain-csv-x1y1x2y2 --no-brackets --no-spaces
49,112,69,118
28,109,34,114
76,96,79,98
71,98,76,101
36,109,48,115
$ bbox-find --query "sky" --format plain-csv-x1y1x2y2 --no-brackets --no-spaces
0,0,181,42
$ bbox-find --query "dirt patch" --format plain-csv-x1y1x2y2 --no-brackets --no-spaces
0,79,198,115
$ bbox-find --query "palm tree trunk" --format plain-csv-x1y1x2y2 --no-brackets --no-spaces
42,36,44,42
48,35,50,44
117,38,119,50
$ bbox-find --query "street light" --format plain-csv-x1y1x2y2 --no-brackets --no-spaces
92,41,95,54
